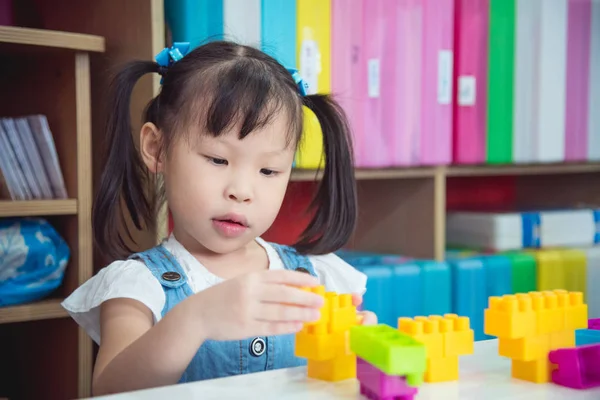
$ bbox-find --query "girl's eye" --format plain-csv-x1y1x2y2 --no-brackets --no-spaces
260,168,278,176
208,157,227,166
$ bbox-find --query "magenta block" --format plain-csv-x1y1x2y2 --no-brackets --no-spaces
589,318,600,330
357,357,418,400
549,344,600,390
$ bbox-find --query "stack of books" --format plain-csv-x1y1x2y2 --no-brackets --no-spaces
0,114,68,200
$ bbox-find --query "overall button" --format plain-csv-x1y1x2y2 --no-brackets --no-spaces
250,337,266,357
162,272,181,282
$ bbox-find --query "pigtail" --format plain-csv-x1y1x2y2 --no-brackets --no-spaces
92,61,161,260
294,94,358,255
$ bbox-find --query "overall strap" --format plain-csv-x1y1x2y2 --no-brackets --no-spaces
269,243,318,277
128,245,190,289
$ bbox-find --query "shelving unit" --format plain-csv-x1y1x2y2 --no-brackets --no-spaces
0,25,104,400
284,162,600,263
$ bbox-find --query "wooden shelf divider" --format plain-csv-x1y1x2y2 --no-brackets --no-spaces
0,300,69,325
0,25,105,52
0,199,78,217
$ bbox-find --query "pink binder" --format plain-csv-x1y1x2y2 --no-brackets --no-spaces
361,0,394,167
420,0,454,165
565,0,592,161
390,0,422,166
331,0,366,166
452,0,488,164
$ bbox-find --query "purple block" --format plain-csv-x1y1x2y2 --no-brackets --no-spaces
549,344,600,389
357,357,418,400
588,319,600,330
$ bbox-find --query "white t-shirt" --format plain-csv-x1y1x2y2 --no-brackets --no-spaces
61,234,367,345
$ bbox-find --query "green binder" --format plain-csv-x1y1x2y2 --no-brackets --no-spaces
486,0,516,164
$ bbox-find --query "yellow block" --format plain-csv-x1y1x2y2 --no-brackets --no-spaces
398,314,474,382
296,0,331,94
512,358,551,384
307,353,356,381
531,249,566,292
559,249,587,296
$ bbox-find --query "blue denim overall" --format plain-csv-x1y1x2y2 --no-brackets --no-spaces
129,242,317,383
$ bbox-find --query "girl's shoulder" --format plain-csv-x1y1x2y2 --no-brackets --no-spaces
61,257,166,345
258,239,367,295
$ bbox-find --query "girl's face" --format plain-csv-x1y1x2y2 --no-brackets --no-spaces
162,113,296,255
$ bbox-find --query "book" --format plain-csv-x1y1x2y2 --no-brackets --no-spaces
27,115,68,199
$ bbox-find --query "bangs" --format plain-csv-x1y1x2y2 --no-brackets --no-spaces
177,58,302,148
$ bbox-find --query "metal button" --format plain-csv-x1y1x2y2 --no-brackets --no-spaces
250,337,266,357
162,272,181,282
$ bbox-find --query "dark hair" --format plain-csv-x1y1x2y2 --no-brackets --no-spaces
93,41,357,260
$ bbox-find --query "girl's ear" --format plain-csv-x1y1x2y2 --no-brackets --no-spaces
139,122,164,173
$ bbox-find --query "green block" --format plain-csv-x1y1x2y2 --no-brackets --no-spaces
350,324,426,386
503,251,537,294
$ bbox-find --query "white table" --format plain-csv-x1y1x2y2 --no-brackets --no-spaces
92,340,600,399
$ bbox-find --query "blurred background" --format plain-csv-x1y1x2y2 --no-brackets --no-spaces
0,0,599,398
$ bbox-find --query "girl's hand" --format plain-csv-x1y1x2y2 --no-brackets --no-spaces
194,269,324,341
352,293,378,326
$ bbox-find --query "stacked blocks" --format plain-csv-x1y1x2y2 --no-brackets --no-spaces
350,324,426,400
484,289,588,383
295,285,358,381
398,314,474,382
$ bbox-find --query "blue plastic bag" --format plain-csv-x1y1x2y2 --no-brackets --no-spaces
0,217,70,307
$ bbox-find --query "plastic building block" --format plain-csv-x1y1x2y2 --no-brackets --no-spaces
357,357,418,400
308,353,356,382
484,289,589,383
576,329,600,346
350,324,426,386
484,290,588,339
549,344,600,389
589,318,600,330
448,258,487,340
398,314,474,382
295,285,358,381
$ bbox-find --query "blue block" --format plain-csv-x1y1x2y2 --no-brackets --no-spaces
419,260,452,316
393,264,422,320
450,258,487,341
479,255,513,298
576,329,600,346
165,0,224,49
359,265,396,327
261,0,297,68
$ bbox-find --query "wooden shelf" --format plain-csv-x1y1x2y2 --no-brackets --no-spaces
0,25,105,52
291,167,437,181
0,199,78,217
0,299,68,325
445,162,600,177
292,163,600,181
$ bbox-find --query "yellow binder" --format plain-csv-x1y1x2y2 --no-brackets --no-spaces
294,0,330,169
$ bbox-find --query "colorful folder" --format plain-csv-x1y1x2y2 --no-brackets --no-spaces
452,0,489,164
420,0,454,166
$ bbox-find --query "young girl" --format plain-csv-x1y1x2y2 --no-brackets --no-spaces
62,40,376,396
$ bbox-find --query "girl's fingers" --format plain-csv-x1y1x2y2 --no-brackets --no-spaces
351,293,363,307
261,269,320,287
258,321,304,336
358,311,378,325
254,303,321,323
259,283,324,308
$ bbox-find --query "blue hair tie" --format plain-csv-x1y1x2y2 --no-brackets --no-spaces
287,68,309,96
155,42,190,83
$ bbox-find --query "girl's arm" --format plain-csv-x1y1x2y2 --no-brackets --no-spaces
91,269,323,396
92,296,206,395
